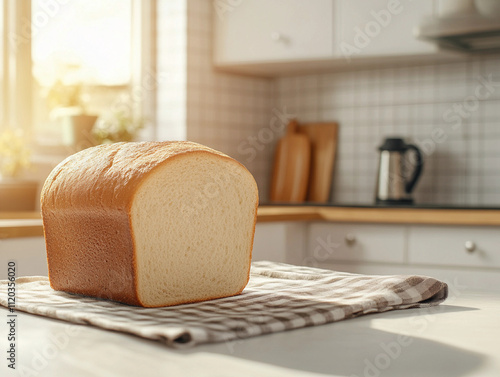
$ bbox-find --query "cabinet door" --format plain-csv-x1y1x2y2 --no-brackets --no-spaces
253,223,288,263
0,237,48,279
214,0,334,64
307,223,406,264
253,222,307,264
409,226,500,268
334,0,436,59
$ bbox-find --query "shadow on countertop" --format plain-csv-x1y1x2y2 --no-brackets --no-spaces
181,305,486,377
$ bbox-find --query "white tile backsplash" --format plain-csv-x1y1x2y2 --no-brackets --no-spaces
156,0,500,206
275,58,500,206
154,0,276,201
155,0,187,142
184,0,275,201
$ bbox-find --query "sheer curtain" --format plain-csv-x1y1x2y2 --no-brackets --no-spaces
0,0,32,132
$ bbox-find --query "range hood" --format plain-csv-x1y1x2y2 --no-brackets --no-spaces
415,14,500,53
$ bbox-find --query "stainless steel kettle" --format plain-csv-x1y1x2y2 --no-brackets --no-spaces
375,138,424,204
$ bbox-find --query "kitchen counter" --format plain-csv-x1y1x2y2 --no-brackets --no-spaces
257,205,500,226
0,212,44,240
2,205,500,239
1,290,499,376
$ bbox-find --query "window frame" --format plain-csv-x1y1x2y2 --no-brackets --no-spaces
1,0,32,132
1,1,5,128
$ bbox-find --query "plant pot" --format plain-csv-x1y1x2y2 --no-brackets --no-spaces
62,114,98,151
0,179,38,211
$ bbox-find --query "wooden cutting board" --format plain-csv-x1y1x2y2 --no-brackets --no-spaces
270,121,311,203
297,122,338,203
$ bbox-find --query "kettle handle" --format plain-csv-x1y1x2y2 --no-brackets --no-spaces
405,144,424,194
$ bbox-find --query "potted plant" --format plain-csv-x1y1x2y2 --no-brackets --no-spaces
0,129,37,212
46,79,98,151
93,100,144,144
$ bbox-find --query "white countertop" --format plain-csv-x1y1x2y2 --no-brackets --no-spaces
1,290,500,377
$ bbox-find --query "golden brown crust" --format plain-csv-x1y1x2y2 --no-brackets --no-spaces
41,141,258,307
241,190,259,295
41,141,229,211
42,209,140,305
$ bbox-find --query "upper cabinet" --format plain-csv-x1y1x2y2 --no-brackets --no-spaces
214,0,334,64
335,0,436,58
214,0,449,76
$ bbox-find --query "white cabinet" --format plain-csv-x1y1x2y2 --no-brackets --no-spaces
252,223,288,263
301,222,500,292
214,0,333,64
0,237,48,279
253,222,307,265
214,0,445,76
307,223,406,264
334,0,437,59
408,226,500,268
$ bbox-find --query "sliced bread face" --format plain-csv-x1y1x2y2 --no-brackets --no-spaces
131,151,258,307
41,142,258,307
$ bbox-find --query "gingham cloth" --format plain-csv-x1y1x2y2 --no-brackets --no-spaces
0,261,447,348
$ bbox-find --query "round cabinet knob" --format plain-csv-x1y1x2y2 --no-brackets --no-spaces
345,233,356,246
271,32,282,41
271,31,289,44
465,241,477,253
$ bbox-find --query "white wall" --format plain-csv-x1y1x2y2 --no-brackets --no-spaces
155,0,187,141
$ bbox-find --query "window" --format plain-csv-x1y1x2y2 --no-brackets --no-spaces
1,0,153,147
32,0,133,146
32,0,132,87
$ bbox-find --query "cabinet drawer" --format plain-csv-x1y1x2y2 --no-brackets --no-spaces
214,0,333,64
253,223,288,263
334,0,436,58
408,226,500,268
307,223,406,263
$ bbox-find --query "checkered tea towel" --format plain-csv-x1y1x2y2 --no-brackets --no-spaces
0,261,447,348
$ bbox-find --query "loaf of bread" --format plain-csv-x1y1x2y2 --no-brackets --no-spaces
41,141,258,307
